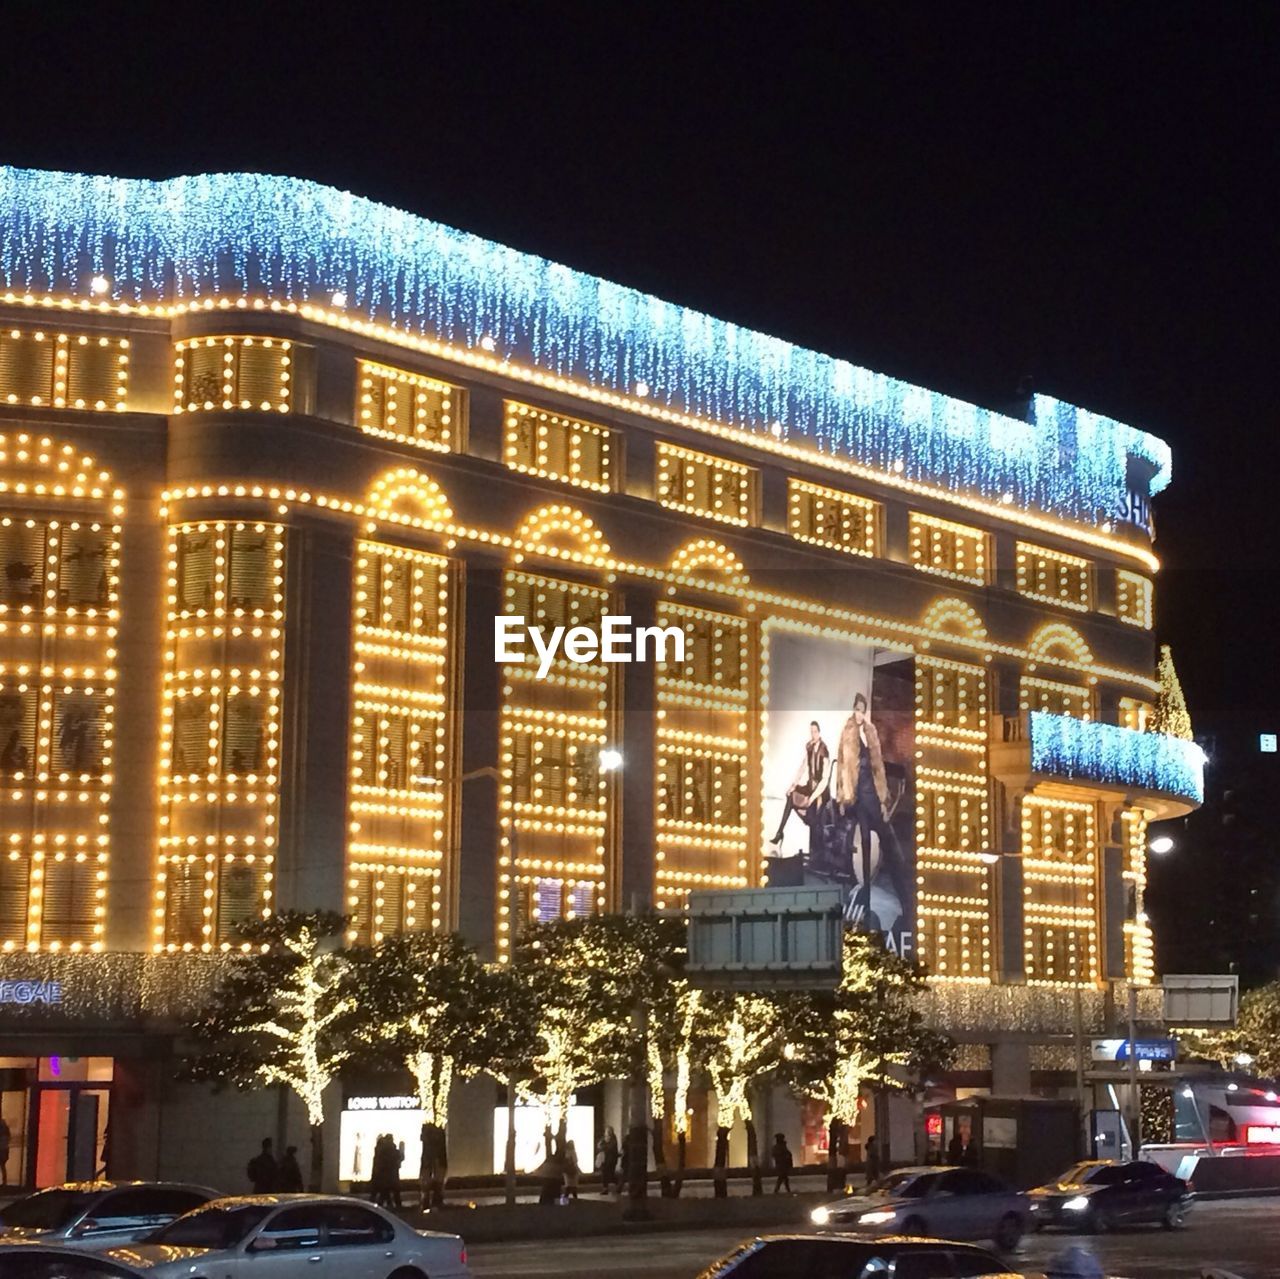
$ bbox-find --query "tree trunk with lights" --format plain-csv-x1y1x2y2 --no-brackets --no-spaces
712,1126,730,1198
674,1130,687,1197
827,1118,846,1192
744,1116,763,1196
309,1122,323,1193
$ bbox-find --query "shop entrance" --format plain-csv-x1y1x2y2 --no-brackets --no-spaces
0,1056,112,1188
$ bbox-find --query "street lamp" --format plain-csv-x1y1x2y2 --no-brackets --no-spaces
1148,835,1175,855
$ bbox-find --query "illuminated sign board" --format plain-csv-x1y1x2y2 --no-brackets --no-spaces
1090,1037,1176,1063
347,1095,418,1112
0,980,62,1005
1246,1125,1280,1144
1261,734,1277,754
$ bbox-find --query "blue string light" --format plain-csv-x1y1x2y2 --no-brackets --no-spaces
1029,711,1204,805
0,165,1171,527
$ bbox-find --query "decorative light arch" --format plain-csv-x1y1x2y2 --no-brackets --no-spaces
920,596,987,643
514,503,611,563
366,467,453,527
0,431,123,510
1028,621,1094,666
669,537,749,585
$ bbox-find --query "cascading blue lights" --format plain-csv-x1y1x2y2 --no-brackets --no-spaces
0,165,1171,529
1029,711,1204,806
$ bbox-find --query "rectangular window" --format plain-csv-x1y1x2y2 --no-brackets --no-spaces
1021,797,1098,985
1116,571,1153,628
657,751,744,826
788,479,881,556
51,689,108,780
39,852,99,947
0,850,29,945
227,525,276,612
358,547,446,638
216,859,267,945
0,330,129,410
175,528,217,615
171,694,213,777
1119,697,1152,732
55,525,113,610
163,856,206,948
0,518,47,609
174,337,293,414
917,661,986,732
656,443,755,525
357,361,456,451
504,400,615,492
511,728,600,811
1016,542,1091,611
1021,676,1092,720
221,692,269,776
0,682,36,780
918,785,984,853
908,513,989,584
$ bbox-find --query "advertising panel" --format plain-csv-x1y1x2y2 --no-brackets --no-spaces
763,626,915,957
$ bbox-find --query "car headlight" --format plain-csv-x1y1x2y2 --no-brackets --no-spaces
811,1206,831,1225
859,1209,899,1225
1063,1195,1092,1211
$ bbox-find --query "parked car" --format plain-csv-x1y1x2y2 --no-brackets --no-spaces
0,1182,218,1249
810,1167,1031,1251
1028,1159,1193,1232
98,1194,470,1278
697,1233,1015,1278
0,1242,151,1277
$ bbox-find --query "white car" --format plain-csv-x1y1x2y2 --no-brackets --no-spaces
98,1195,470,1279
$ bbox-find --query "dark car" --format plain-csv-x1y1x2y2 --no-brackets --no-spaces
0,1181,218,1249
0,1242,150,1277
696,1233,1015,1278
1028,1159,1192,1232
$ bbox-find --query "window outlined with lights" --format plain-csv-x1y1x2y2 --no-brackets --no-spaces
1016,541,1092,612
357,359,457,452
787,478,881,558
909,513,989,585
155,521,284,952
503,400,615,493
1115,570,1153,629
173,336,294,414
0,327,130,411
0,433,121,953
498,570,614,953
345,541,453,944
655,442,755,526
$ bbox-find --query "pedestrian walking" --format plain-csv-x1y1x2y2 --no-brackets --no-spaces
563,1139,581,1200
391,1137,405,1208
864,1133,881,1187
596,1126,619,1194
370,1133,396,1207
771,1133,794,1194
277,1145,304,1192
247,1137,277,1194
420,1121,448,1209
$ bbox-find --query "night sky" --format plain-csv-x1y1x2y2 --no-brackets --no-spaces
2,5,1275,731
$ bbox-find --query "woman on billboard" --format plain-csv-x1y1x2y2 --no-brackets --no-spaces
835,691,911,926
768,719,831,853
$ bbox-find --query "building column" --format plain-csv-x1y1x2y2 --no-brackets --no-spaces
277,520,354,914
455,552,504,955
620,587,658,912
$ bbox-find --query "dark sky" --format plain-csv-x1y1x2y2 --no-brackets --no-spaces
2,4,1274,731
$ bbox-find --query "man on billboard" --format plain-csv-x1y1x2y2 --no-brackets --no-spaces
835,691,911,929
768,719,832,853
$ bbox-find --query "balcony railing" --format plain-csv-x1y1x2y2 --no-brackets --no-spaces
1028,710,1205,807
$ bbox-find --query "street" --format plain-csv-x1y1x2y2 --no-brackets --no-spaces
467,1197,1280,1278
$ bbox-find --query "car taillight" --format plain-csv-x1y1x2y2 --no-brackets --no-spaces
460,1245,467,1265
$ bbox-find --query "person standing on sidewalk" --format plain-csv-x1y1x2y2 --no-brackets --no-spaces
247,1138,277,1194
771,1134,794,1194
596,1126,619,1194
865,1133,881,1187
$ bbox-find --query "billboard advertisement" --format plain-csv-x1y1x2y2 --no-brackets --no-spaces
763,625,915,957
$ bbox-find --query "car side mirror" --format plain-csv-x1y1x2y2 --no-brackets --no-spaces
249,1236,278,1252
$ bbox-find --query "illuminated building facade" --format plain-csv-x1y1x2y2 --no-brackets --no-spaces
0,167,1202,1186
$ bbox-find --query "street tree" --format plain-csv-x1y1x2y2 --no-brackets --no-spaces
700,991,790,1196
183,911,355,1191
347,931,533,1204
1185,979,1280,1076
781,930,955,1186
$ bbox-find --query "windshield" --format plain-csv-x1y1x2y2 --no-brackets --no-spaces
0,1188,97,1231
875,1171,931,1199
1054,1163,1109,1186
150,1204,273,1248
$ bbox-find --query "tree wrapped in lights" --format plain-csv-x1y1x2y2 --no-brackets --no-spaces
1183,979,1280,1077
512,913,685,1201
1151,644,1193,741
182,911,355,1191
348,932,532,1206
781,931,954,1187
700,992,790,1197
